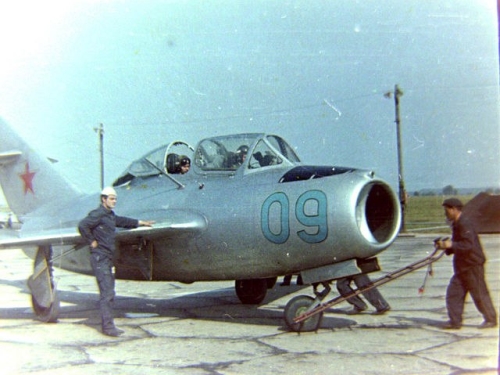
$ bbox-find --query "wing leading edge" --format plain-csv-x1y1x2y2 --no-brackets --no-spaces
0,210,208,250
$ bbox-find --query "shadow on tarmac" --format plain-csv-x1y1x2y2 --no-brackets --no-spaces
0,278,360,333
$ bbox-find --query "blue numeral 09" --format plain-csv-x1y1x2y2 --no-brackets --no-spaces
261,190,328,244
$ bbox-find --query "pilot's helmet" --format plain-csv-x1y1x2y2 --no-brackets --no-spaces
236,145,248,162
236,145,248,155
179,156,191,166
101,186,117,197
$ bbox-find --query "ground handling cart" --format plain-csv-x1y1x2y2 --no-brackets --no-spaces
284,242,447,333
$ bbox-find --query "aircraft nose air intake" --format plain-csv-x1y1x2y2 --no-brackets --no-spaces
356,182,401,245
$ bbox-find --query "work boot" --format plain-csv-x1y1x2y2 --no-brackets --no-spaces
478,321,497,329
372,306,391,315
102,327,124,337
441,321,461,330
346,306,365,315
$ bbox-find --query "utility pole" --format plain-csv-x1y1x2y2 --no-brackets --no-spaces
384,85,406,232
94,123,104,190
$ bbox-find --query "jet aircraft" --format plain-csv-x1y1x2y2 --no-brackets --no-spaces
0,118,401,324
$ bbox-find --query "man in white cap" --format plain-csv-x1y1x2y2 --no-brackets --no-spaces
78,187,154,337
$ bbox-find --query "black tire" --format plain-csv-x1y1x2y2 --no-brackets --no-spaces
235,279,267,304
31,290,59,323
30,246,59,323
266,277,277,289
284,295,322,332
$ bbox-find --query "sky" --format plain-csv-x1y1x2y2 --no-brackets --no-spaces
0,0,498,203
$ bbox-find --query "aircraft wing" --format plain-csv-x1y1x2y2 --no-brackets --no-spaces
116,209,208,240
0,228,82,249
0,210,207,250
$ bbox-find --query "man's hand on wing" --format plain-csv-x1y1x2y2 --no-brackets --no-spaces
139,220,155,227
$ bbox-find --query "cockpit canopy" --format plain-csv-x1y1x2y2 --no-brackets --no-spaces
113,141,194,186
113,133,301,186
193,133,300,172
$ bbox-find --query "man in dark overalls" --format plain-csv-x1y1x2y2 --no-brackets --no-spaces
435,198,497,329
78,187,154,336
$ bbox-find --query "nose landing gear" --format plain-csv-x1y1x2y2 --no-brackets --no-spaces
284,282,331,332
284,248,446,333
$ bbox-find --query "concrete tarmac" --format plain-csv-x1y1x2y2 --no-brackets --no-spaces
0,234,498,374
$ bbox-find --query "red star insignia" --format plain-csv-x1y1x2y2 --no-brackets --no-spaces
19,162,36,195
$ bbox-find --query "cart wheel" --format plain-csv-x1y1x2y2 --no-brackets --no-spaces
284,295,322,332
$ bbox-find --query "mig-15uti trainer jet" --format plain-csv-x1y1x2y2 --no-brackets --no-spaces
0,118,401,329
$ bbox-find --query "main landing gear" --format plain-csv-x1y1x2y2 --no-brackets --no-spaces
284,247,446,333
27,246,60,323
235,277,278,304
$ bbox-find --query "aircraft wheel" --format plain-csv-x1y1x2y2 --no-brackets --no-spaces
29,245,60,323
235,279,267,304
284,295,322,332
266,277,277,289
31,289,60,323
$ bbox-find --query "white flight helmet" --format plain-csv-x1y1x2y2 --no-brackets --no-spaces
101,186,117,197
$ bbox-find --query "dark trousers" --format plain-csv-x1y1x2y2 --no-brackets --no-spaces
90,252,116,331
337,273,390,311
446,265,497,325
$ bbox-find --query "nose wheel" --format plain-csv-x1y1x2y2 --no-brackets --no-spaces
284,295,323,332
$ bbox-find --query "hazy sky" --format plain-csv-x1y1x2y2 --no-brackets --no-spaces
0,0,498,200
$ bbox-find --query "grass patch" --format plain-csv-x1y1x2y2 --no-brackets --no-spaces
404,195,474,233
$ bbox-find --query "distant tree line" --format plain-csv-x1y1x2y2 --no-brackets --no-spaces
412,185,500,197
442,185,458,195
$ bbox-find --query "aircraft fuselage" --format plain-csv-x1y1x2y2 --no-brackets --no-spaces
21,164,399,283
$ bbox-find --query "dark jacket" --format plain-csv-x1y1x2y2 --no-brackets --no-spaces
78,205,138,258
446,215,486,274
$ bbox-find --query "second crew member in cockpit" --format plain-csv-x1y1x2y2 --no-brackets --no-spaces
235,145,248,166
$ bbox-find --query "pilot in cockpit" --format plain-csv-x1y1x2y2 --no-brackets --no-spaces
176,156,191,174
235,145,248,166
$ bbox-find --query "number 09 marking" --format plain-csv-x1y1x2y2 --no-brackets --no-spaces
261,190,328,244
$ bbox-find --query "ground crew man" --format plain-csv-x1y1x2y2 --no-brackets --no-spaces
78,187,154,336
337,273,391,315
435,198,497,329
